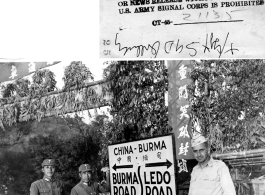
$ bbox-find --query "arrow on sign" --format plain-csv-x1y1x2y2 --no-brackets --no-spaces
112,164,133,171
145,159,172,169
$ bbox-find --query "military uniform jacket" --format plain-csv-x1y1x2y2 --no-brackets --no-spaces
30,178,65,195
70,182,109,195
189,158,236,195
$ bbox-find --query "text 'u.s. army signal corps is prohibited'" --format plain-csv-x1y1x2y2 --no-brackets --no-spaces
108,134,177,195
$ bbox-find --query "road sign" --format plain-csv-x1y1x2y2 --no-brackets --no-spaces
108,134,177,195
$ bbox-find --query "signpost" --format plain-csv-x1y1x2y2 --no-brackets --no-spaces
168,60,198,194
108,134,177,195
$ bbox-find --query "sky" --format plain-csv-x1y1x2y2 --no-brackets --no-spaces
46,61,111,123
0,0,168,127
46,61,106,89
0,0,107,125
48,61,111,124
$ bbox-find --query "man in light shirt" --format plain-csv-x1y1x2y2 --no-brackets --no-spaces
70,164,110,195
30,159,65,195
188,135,236,195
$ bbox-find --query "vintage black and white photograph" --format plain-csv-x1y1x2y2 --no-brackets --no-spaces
1,0,265,195
1,60,265,195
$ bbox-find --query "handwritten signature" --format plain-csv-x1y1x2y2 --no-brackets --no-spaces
115,32,239,58
115,33,160,58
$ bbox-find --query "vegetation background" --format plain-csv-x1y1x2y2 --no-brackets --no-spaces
1,60,265,194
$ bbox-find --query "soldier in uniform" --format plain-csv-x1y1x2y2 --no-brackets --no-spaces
188,135,236,195
71,164,110,195
30,159,65,195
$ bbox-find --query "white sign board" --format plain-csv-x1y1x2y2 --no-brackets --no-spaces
108,134,176,195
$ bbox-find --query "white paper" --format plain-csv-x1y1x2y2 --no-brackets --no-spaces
100,0,265,58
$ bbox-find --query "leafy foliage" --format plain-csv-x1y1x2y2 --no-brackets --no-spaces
0,115,108,195
63,61,94,90
1,69,57,100
188,60,265,153
31,69,57,95
27,134,101,192
0,150,34,195
1,79,30,99
0,62,109,194
0,62,104,130
103,61,170,143
92,114,114,166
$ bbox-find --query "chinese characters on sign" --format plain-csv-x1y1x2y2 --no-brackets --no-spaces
177,63,190,173
178,65,187,80
168,61,195,176
0,62,57,83
9,65,18,79
179,85,188,99
28,62,36,73
180,105,189,119
108,135,177,195
178,125,189,139
178,159,188,173
178,142,189,156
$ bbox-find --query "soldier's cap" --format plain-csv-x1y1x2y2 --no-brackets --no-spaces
42,159,57,167
191,134,207,147
79,164,92,173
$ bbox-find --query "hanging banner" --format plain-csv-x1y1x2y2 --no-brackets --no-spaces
168,60,196,179
108,134,177,195
100,0,265,58
0,62,60,83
